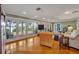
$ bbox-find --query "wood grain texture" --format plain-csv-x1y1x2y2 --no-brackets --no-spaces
5,36,79,54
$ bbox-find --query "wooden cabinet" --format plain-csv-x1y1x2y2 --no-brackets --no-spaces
39,32,53,48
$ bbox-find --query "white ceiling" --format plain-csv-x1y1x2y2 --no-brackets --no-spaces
2,4,79,22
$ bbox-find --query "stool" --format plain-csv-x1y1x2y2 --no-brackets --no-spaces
59,34,69,49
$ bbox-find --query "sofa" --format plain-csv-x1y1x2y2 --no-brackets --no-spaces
69,35,79,49
62,29,79,49
68,30,79,49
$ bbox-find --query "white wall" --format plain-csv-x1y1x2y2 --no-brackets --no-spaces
76,19,79,33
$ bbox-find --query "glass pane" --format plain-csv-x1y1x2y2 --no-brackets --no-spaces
33,22,38,34
11,22,17,36
6,20,17,39
18,22,22,35
6,20,12,39
57,24,60,31
22,22,26,35
27,22,34,34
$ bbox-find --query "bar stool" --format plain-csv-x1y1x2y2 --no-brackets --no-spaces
59,34,69,49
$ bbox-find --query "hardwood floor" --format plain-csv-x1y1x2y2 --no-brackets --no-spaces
5,36,79,54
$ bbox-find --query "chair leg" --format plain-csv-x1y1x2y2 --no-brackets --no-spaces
59,42,62,49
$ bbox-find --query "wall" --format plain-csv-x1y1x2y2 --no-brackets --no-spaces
62,21,76,29
76,19,79,32
52,20,77,32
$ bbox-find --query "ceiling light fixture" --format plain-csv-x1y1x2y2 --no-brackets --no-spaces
36,7,41,11
35,15,38,17
72,10,78,13
22,12,27,14
42,18,46,19
64,11,70,14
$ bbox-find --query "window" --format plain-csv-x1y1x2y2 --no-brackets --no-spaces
5,17,41,39
27,22,34,34
33,22,38,34
6,20,17,39
22,22,26,35
54,23,62,32
18,22,22,35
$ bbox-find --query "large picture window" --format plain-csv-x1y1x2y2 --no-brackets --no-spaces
27,22,34,34
6,20,17,39
5,17,47,40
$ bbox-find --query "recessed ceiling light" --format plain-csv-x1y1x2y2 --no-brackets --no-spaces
42,18,46,19
36,7,41,11
22,12,27,14
64,11,70,14
35,15,38,17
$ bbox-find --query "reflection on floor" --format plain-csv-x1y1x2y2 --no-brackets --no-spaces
5,36,79,54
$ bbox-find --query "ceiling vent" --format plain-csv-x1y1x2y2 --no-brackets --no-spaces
72,10,78,14
36,7,41,11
